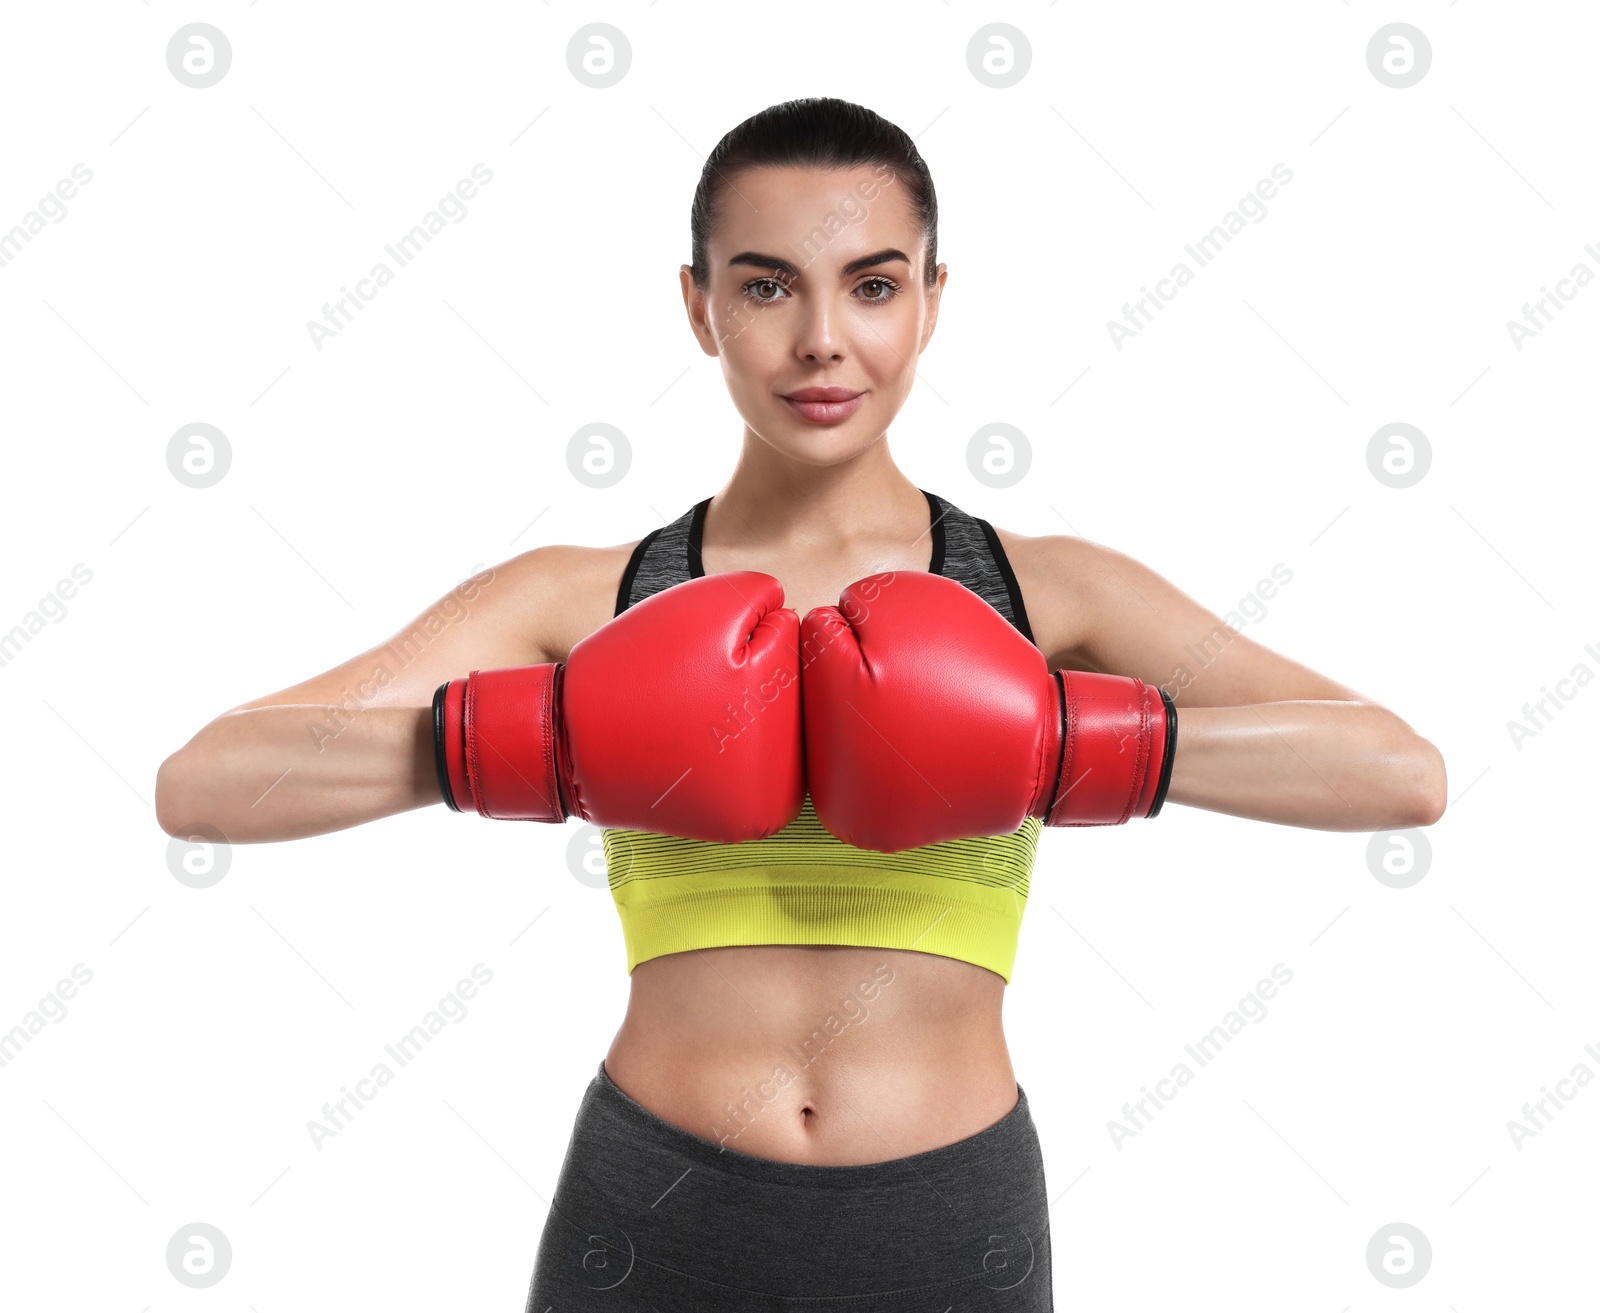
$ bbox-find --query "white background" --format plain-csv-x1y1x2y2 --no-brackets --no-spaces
1,2,1594,1308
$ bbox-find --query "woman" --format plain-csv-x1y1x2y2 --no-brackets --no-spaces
155,98,1446,1310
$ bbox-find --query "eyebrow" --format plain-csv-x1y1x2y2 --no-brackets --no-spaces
726,247,911,279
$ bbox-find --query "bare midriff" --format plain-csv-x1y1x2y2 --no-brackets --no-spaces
602,943,1018,1166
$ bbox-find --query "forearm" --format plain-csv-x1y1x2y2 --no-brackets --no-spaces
155,704,438,843
1164,699,1446,830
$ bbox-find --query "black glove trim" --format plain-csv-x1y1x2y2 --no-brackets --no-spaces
1045,670,1067,820
1146,688,1177,818
432,681,462,812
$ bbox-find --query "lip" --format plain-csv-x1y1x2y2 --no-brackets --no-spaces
781,387,864,424
785,387,862,402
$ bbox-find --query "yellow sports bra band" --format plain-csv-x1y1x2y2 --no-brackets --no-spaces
603,794,1041,983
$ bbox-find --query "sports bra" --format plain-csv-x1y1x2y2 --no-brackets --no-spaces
601,491,1043,983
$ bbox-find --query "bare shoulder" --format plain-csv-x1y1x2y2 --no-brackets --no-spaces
989,524,1150,668
991,525,1358,706
221,536,645,717
499,537,644,662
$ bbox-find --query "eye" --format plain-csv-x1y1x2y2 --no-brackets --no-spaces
742,276,792,304
857,277,901,304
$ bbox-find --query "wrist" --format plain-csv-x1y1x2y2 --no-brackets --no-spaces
433,664,569,822
433,679,469,811
1033,671,1176,825
1144,687,1177,818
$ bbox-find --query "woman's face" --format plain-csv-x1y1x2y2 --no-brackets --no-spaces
682,164,946,466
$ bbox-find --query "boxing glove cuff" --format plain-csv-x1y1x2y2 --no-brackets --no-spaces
1034,671,1177,826
432,664,571,822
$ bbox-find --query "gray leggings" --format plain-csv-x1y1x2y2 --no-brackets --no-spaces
524,1060,1053,1311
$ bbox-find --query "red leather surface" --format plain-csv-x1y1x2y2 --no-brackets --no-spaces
441,567,1168,844
801,571,1171,850
559,571,805,841
800,571,1059,851
438,677,473,814
1047,670,1166,826
461,663,564,821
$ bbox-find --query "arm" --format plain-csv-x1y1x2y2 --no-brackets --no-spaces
1023,533,1447,831
153,545,595,843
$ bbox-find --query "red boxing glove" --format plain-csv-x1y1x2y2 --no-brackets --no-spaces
801,571,1175,852
434,572,804,842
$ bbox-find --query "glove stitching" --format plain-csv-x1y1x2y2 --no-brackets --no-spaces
1054,674,1078,826
1042,669,1067,825
545,665,570,822
1121,680,1150,825
464,674,490,818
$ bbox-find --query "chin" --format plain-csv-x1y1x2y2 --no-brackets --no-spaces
760,423,876,466
761,403,880,454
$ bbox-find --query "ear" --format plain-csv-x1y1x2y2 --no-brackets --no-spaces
679,265,720,358
919,262,949,354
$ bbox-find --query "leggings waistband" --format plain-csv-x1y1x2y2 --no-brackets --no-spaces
592,1057,1039,1190
526,1059,1052,1307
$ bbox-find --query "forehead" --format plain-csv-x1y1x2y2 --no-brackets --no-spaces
709,164,922,263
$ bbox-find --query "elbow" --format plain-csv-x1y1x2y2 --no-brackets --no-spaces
154,750,205,839
1397,738,1448,828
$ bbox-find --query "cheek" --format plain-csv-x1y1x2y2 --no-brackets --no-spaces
854,306,922,381
708,291,773,355
718,319,787,388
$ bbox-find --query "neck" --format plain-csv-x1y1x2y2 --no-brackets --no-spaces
705,427,928,553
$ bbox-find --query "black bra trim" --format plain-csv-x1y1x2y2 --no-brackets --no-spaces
975,514,1035,647
922,489,947,575
686,497,711,579
614,528,660,619
641,493,1029,645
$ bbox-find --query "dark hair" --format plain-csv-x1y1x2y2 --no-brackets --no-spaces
688,97,939,292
